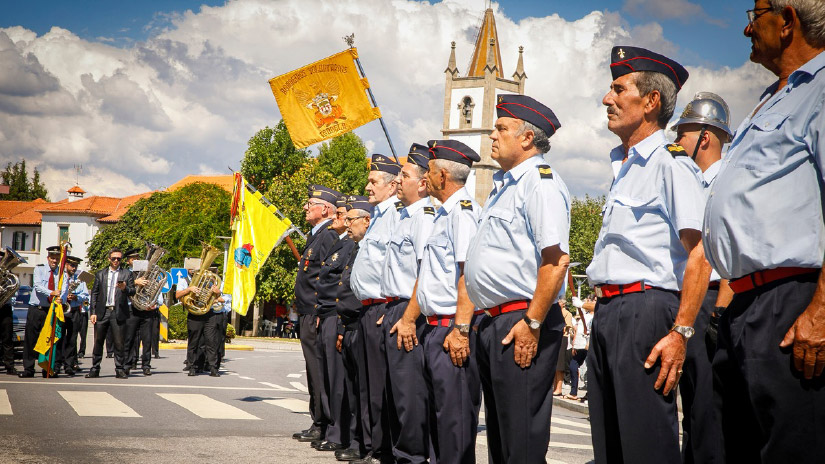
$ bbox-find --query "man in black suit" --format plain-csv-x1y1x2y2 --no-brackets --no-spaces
86,248,135,379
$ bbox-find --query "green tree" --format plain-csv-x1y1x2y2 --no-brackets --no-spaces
240,121,310,191
87,183,231,271
317,132,369,195
1,160,49,201
568,195,605,278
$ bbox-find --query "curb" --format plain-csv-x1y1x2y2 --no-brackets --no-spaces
159,342,254,351
552,396,589,415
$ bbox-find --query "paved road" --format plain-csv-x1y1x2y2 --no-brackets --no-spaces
0,339,594,464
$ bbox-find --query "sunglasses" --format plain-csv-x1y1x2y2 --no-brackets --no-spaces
109,256,122,261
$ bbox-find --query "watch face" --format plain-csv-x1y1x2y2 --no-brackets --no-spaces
529,320,541,330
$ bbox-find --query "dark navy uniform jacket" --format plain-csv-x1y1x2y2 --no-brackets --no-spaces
336,243,362,333
295,220,338,315
316,233,356,319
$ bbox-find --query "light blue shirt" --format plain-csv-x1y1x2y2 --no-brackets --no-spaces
587,130,705,290
62,272,89,314
702,159,723,283
351,196,402,301
29,264,67,307
466,155,571,309
380,197,435,299
416,187,481,316
704,51,825,280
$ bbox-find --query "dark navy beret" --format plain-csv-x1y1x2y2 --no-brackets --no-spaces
345,195,372,213
496,94,561,137
610,46,689,90
407,143,430,171
370,154,401,175
426,140,480,167
308,184,341,204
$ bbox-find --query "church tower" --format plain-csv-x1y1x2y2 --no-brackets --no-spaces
442,7,526,204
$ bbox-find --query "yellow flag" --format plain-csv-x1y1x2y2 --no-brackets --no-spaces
224,176,293,316
269,48,381,148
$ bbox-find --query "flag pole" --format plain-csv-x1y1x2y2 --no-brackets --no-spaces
344,34,399,163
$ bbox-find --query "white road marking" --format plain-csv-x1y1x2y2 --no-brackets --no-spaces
0,390,12,415
59,391,140,417
287,373,301,378
289,381,308,393
0,380,279,391
550,426,590,436
232,358,245,360
157,393,260,420
547,441,593,450
239,376,255,380
258,382,298,392
263,398,310,415
552,417,592,430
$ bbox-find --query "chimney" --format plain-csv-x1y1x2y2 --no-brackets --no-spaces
67,185,85,202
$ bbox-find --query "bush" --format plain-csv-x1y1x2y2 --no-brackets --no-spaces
226,323,236,343
168,304,188,340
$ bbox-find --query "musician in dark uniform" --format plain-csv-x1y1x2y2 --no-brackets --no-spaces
311,194,355,453
292,184,341,444
59,255,89,377
86,248,136,379
0,248,20,375
19,245,65,378
176,264,222,377
124,248,160,376
335,195,372,462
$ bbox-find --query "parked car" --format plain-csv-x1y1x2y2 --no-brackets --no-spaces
10,285,31,352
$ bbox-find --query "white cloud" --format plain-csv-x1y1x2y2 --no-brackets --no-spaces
0,0,774,201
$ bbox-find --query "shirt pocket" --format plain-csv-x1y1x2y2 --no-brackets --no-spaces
733,112,790,171
604,195,661,241
428,235,454,274
483,207,516,250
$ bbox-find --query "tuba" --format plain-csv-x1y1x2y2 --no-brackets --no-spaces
131,242,168,311
181,243,222,315
0,247,25,306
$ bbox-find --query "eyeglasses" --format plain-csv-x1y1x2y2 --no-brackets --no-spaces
344,216,367,225
305,201,326,208
746,7,772,24
109,256,122,261
336,211,346,218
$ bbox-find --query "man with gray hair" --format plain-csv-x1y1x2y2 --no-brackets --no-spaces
464,94,571,463
704,1,825,461
585,46,710,463
395,139,481,464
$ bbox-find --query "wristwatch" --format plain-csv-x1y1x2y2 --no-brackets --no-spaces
523,315,542,330
455,323,471,335
671,324,695,339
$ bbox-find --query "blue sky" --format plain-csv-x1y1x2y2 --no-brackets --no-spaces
3,0,753,69
0,0,770,199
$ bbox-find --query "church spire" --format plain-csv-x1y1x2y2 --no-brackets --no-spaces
445,41,459,76
467,8,503,78
513,46,526,80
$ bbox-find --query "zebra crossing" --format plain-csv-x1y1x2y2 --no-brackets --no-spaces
0,388,311,420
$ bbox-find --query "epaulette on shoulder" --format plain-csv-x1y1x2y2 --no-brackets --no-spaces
459,200,473,211
395,201,403,211
537,164,553,179
666,143,688,157
423,206,435,215
36,263,45,266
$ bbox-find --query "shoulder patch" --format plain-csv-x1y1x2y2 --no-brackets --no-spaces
537,164,553,179
423,206,435,215
666,143,688,157
395,201,403,211
459,200,473,211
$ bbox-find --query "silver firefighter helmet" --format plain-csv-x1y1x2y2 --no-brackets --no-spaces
671,91,733,143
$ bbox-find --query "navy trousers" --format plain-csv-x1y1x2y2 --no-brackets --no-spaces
319,315,348,445
422,323,481,464
359,302,391,457
587,289,682,464
477,307,563,464
299,313,327,432
384,299,429,464
713,274,824,463
342,325,366,454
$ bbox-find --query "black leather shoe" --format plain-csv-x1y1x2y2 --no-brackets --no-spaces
335,448,361,461
143,368,152,376
64,369,76,377
5,367,17,376
188,369,197,376
296,429,322,442
106,354,113,358
310,440,323,449
18,371,34,378
182,366,190,371
123,368,130,376
85,370,100,378
292,428,311,439
317,441,344,452
116,370,127,379
42,370,57,378
209,369,220,377
153,354,160,359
